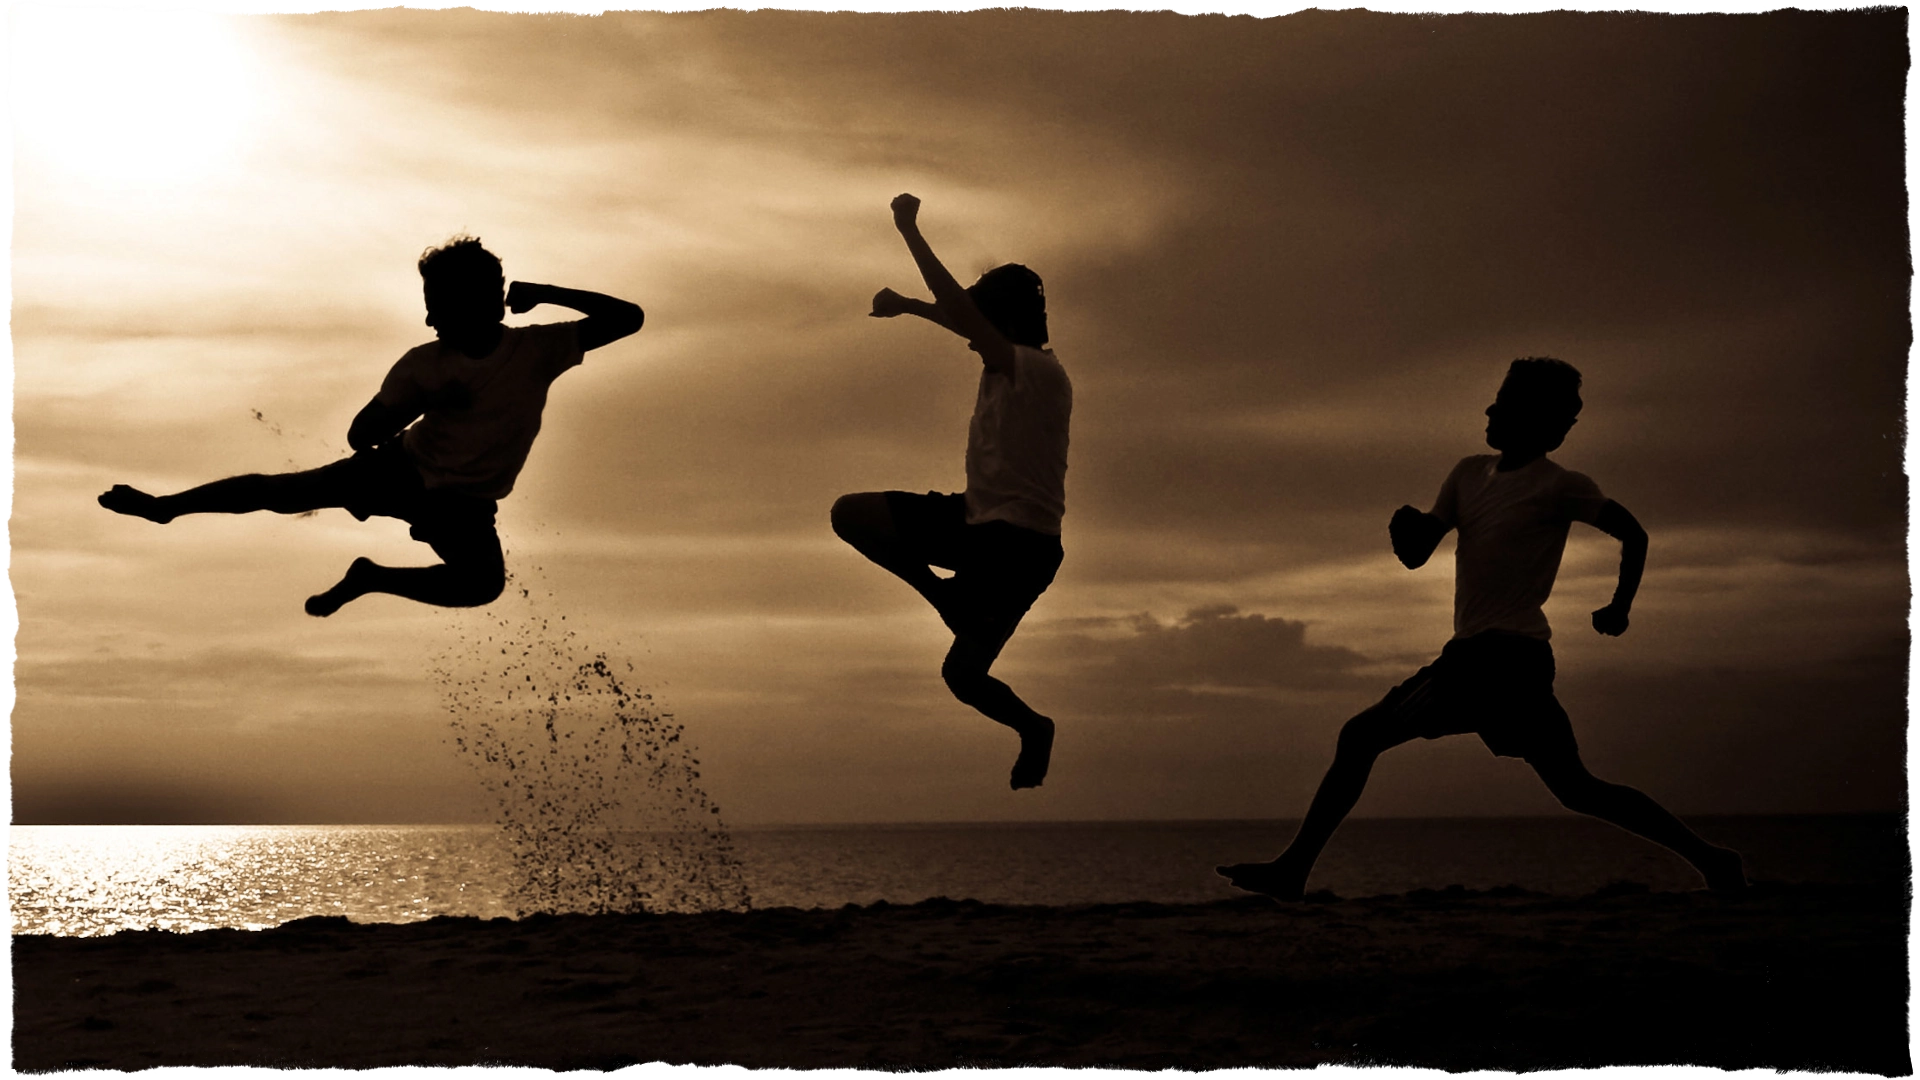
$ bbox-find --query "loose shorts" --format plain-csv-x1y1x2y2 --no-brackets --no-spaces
1371,631,1578,761
884,490,1063,643
310,442,500,566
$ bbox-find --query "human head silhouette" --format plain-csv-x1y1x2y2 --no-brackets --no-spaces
966,263,1048,348
419,236,505,341
1485,356,1583,456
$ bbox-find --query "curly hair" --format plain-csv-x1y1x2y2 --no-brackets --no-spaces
418,235,503,290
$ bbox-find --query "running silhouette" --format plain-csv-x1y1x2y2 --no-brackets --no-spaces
1219,359,1746,899
98,238,643,616
832,193,1071,790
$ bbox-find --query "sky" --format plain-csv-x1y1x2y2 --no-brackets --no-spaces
9,6,1908,825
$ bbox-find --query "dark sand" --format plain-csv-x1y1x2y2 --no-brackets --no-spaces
14,881,1908,1072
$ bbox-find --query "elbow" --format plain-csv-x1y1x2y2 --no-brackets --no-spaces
1619,532,1648,565
347,414,396,455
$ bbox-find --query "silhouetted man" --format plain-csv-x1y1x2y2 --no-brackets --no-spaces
1219,358,1746,899
832,194,1071,790
99,237,643,617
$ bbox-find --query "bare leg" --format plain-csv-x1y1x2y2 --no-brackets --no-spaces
306,533,506,618
1530,749,1747,891
942,634,1055,790
100,464,353,523
835,491,1055,786
1219,704,1411,900
830,492,964,630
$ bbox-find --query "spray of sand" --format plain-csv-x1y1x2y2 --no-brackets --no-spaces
433,560,751,916
241,413,741,913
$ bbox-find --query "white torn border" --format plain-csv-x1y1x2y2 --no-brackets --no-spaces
0,0,1912,1068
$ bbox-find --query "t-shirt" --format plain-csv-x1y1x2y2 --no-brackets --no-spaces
964,345,1072,535
1430,454,1610,641
376,322,583,499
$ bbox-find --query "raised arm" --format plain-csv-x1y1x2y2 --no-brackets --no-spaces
1589,499,1647,636
505,282,645,352
884,194,1014,375
1389,505,1451,569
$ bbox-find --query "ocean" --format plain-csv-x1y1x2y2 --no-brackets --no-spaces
9,815,1905,937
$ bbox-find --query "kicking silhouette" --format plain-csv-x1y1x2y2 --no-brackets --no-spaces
99,237,643,616
1219,358,1746,899
831,193,1071,790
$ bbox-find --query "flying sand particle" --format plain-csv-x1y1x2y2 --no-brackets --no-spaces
433,557,750,916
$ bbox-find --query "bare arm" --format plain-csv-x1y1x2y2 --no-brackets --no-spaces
347,397,420,454
885,194,1014,375
870,287,958,332
506,282,644,351
1589,500,1647,636
1389,505,1451,569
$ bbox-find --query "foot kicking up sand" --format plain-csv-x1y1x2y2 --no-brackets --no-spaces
98,485,174,524
1009,716,1054,790
305,557,378,618
1216,859,1309,902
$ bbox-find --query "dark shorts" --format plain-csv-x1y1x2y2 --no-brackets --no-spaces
310,442,500,565
1371,631,1578,761
885,490,1063,641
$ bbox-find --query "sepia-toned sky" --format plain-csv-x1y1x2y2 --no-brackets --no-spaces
10,6,1908,825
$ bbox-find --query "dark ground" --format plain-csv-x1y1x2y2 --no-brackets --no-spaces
13,881,1910,1072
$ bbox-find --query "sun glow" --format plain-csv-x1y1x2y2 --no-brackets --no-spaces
11,8,264,187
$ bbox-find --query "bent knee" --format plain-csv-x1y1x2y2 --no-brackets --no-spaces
1335,708,1394,759
450,562,507,607
941,657,990,702
830,492,885,543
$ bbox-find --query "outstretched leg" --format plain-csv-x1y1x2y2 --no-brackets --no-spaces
830,492,965,631
1529,748,1746,891
1219,702,1414,900
100,462,357,523
942,633,1055,790
305,525,506,617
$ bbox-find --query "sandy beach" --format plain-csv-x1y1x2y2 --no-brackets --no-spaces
13,880,1907,1072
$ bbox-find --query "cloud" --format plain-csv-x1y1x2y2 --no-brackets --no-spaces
18,647,414,709
10,9,1905,824
1035,605,1373,695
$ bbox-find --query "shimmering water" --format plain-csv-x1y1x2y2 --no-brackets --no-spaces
9,815,1903,937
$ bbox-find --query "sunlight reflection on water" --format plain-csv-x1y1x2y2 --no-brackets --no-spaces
11,815,1903,937
10,825,515,936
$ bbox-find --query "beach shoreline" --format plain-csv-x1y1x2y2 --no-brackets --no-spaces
12,880,1908,1072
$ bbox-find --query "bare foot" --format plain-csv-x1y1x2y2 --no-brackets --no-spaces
1701,846,1748,893
98,485,174,524
305,557,377,617
1009,716,1054,790
1216,859,1309,902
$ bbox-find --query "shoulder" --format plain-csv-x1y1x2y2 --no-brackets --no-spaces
1555,467,1605,499
495,321,576,346
1537,456,1597,488
1014,345,1068,383
1539,459,1608,524
1449,454,1495,479
521,320,583,354
389,341,442,378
